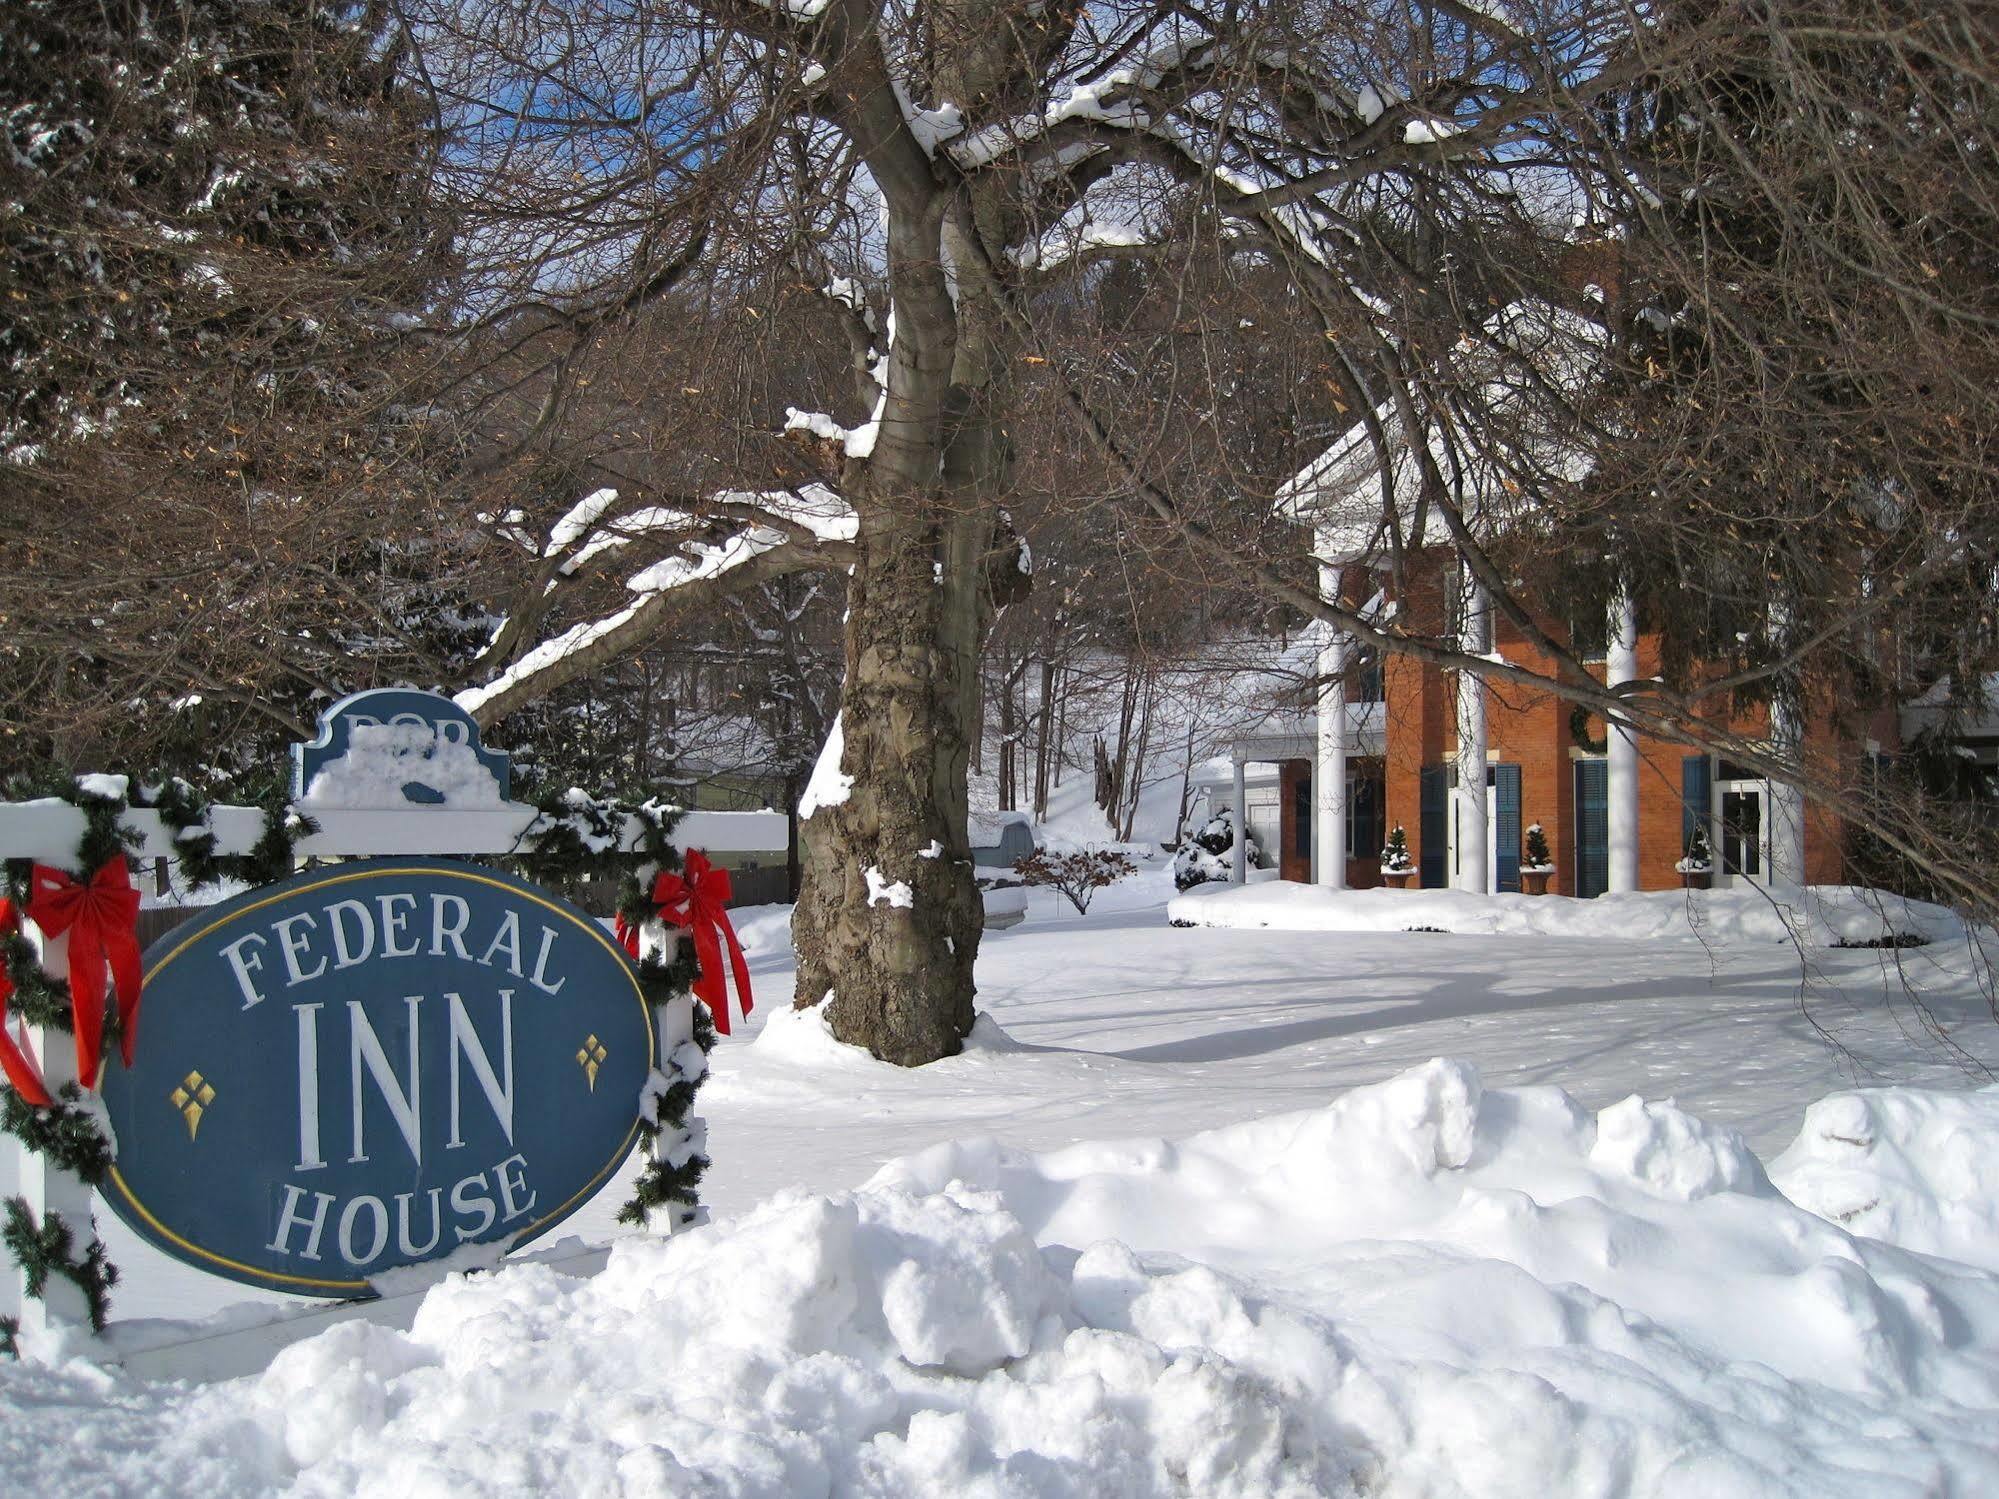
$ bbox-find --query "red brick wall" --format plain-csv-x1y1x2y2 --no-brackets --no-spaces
1382,566,1448,879
1372,554,1867,891
1279,759,1310,882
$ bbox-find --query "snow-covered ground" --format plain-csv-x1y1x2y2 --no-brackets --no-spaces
9,869,1999,1496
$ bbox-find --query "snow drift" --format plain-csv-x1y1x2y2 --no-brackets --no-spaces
5,1062,1999,1496
1168,881,1972,948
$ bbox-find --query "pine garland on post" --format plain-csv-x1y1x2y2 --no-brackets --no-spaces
510,789,716,1232
2,1198,118,1333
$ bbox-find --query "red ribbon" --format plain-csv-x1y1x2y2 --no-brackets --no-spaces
26,859,143,1084
612,911,641,960
649,850,753,1036
0,900,55,1107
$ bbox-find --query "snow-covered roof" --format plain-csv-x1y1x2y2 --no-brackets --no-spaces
1279,299,1607,562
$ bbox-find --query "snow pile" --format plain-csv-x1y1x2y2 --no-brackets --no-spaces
10,1062,1999,1495
299,722,506,808
1169,880,1969,947
1772,1085,1999,1272
726,901,795,957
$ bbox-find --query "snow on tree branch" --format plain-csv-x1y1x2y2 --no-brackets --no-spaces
456,486,857,724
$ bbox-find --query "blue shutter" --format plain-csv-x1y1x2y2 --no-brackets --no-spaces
1681,754,1712,852
1574,759,1609,898
1495,763,1522,893
1419,765,1449,888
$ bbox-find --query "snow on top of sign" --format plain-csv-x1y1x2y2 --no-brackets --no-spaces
299,722,507,809
365,1236,516,1299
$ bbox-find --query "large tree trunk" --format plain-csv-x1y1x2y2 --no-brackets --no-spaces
788,13,1034,1065
791,504,983,1063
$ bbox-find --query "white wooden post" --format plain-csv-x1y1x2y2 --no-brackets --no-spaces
649,988,707,1237
8,1004,100,1357
1606,589,1641,893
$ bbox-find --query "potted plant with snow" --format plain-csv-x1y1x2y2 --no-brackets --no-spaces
1520,822,1555,895
1676,824,1714,890
1380,825,1415,888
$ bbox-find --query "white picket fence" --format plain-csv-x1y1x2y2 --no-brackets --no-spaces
0,798,786,1379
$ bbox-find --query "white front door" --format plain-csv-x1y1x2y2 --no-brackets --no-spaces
1715,777,1769,888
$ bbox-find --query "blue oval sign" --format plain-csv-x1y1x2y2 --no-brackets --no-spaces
100,860,651,1298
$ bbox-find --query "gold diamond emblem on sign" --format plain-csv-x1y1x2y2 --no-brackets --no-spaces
575,1035,607,1091
169,1070,216,1140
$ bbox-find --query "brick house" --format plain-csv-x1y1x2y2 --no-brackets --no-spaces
1217,301,1887,894
1215,551,1878,896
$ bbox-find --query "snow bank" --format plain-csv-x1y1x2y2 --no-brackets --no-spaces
727,901,794,957
9,1062,1999,1496
1169,880,1969,947
1772,1084,1999,1272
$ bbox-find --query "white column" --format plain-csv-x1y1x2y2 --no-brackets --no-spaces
1606,588,1641,893
1231,758,1249,882
1453,571,1489,893
7,1014,101,1358
1314,564,1348,889
1767,696,1806,886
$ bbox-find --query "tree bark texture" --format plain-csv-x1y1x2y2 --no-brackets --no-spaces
792,504,984,1063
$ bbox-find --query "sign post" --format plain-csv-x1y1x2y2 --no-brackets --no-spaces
8,1018,98,1352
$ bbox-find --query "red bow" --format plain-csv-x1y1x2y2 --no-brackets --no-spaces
26,859,143,1085
649,850,753,1036
0,900,54,1107
612,911,641,960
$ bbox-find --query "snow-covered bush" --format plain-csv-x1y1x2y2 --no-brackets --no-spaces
1380,824,1414,875
1014,849,1137,914
1173,808,1258,890
1522,822,1554,873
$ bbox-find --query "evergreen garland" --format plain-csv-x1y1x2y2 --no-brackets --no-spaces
0,1084,112,1184
2,1197,117,1333
504,789,716,1231
0,771,318,1335
619,964,714,1231
3,930,75,1032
